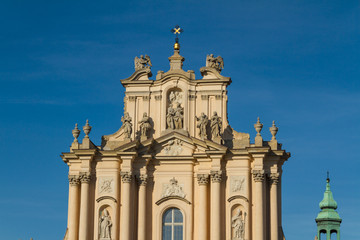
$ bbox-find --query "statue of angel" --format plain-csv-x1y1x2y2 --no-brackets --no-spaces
134,54,152,71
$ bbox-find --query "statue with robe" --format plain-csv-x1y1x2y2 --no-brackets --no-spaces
232,209,245,240
99,209,112,239
196,112,209,140
121,112,132,139
138,112,151,138
173,103,184,129
210,111,222,139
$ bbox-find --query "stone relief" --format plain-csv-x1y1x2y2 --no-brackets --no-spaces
99,209,112,240
138,112,151,139
196,112,209,140
231,176,246,193
166,91,184,129
164,139,183,156
232,209,246,240
210,111,222,140
162,177,186,198
206,54,224,72
98,177,114,194
121,112,132,139
134,55,152,71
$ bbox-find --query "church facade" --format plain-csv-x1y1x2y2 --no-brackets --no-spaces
61,41,290,240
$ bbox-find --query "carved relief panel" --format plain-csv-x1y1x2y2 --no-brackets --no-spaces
230,176,246,196
98,177,114,195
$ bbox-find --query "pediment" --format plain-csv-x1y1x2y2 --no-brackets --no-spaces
114,131,227,158
199,67,231,84
121,68,153,85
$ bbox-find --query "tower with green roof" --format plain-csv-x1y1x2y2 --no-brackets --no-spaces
315,175,342,240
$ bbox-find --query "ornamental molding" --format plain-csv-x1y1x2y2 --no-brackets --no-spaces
269,172,280,185
227,195,249,203
137,174,148,186
210,170,223,183
161,178,186,198
68,175,80,186
155,196,191,206
80,172,91,183
120,171,133,183
197,174,209,185
252,170,265,182
96,196,117,203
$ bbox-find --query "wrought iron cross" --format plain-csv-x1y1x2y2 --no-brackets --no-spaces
171,25,183,43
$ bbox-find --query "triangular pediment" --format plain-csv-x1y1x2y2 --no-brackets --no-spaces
114,131,227,158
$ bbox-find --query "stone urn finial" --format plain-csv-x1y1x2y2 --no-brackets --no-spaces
269,120,278,140
83,119,92,138
72,123,80,142
254,117,263,136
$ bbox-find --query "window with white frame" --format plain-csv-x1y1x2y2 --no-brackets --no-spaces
162,207,183,240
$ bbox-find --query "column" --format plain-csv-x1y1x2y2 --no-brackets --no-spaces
252,170,265,240
68,175,80,240
210,170,222,240
270,173,279,240
120,171,132,240
137,174,148,240
197,174,209,240
78,172,91,240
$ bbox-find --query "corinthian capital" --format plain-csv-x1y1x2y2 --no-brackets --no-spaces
68,175,80,186
252,170,265,182
120,171,133,183
270,173,280,185
138,173,148,186
210,170,223,183
80,172,91,183
197,174,209,185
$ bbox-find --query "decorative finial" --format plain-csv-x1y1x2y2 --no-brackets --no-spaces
72,123,80,142
83,119,92,138
327,171,330,183
254,117,263,136
269,120,278,140
170,25,183,50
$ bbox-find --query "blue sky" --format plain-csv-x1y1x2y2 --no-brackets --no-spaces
0,1,359,239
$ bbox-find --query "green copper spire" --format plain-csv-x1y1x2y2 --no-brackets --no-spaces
315,174,342,240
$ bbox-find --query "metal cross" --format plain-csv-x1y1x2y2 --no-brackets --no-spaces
171,25,183,43
171,25,183,35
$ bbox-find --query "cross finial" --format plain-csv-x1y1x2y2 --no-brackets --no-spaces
327,171,330,182
170,25,183,50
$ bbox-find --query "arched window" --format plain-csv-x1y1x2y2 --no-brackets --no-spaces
162,207,183,240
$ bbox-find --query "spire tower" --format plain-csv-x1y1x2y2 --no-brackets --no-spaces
315,174,342,240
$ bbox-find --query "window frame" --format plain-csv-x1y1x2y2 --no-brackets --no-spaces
162,207,184,240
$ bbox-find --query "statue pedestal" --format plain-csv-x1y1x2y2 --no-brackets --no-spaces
140,136,148,142
99,238,111,240
161,129,189,137
212,137,222,144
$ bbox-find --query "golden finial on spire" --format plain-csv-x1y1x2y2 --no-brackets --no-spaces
171,25,183,50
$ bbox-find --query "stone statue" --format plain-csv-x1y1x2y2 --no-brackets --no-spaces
121,112,132,139
232,209,245,240
134,54,152,71
206,54,224,72
173,103,184,129
210,111,222,139
196,112,209,140
166,106,175,129
167,91,184,130
138,112,151,139
99,209,112,239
